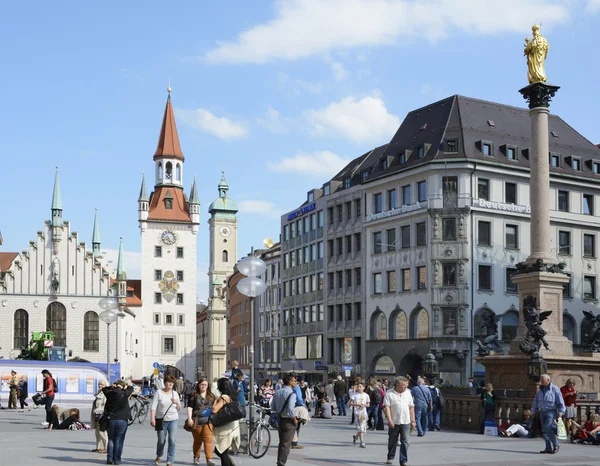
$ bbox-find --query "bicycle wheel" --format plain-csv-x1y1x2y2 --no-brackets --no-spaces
128,403,138,426
248,423,271,459
138,402,149,424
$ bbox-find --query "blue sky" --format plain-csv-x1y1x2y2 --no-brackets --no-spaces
2,0,600,301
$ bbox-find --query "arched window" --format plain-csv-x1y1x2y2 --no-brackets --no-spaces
564,314,576,343
371,309,387,340
46,302,67,347
176,163,181,181
157,163,163,180
165,162,173,180
410,307,429,339
389,306,407,340
84,311,99,351
14,309,28,349
222,250,229,263
501,310,519,341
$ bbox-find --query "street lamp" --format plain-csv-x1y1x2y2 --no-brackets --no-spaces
99,297,119,384
236,253,267,431
422,352,439,384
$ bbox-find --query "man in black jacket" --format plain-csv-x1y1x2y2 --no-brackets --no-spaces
334,376,347,416
102,380,134,465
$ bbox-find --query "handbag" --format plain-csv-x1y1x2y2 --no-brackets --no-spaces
32,393,46,406
210,399,246,427
98,415,109,432
269,392,294,429
557,418,568,440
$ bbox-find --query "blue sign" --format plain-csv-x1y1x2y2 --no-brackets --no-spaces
314,361,328,371
343,365,353,371
287,202,316,221
297,361,303,370
153,362,160,369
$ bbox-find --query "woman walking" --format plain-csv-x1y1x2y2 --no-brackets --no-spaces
480,383,497,434
560,378,577,437
18,378,29,411
151,375,181,466
186,378,215,466
102,379,134,465
91,380,108,453
40,370,56,424
212,378,241,466
349,382,370,448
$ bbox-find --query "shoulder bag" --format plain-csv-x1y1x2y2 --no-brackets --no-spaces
155,392,175,432
210,397,246,428
417,385,433,412
269,392,294,429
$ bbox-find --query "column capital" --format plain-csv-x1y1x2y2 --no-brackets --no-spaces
519,82,560,109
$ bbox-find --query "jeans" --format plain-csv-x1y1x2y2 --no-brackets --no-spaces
156,420,178,463
414,404,429,435
336,397,347,416
481,405,495,433
44,395,55,422
428,407,440,430
368,405,379,429
107,419,128,464
277,418,296,466
387,423,410,464
540,411,558,451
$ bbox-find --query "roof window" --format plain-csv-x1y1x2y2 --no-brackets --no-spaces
551,131,559,139
487,120,495,127
420,123,428,131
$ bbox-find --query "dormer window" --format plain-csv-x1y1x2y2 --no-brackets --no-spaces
323,184,330,195
594,162,600,174
572,158,581,171
482,143,492,156
507,147,516,160
399,152,406,165
307,192,314,203
164,199,172,209
445,139,457,153
550,153,560,167
362,171,369,182
417,147,425,159
344,177,351,189
381,158,388,170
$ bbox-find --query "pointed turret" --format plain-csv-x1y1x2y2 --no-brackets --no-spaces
92,209,101,257
116,237,127,311
51,167,63,227
209,171,238,218
190,177,200,205
189,176,200,232
153,92,184,162
138,173,149,231
138,173,149,202
116,237,127,281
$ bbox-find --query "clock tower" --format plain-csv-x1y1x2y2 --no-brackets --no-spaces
138,89,199,379
205,172,238,381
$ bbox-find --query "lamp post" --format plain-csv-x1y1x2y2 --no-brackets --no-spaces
99,297,119,384
236,252,267,431
422,352,439,385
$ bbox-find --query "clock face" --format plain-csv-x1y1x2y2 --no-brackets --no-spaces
161,229,177,245
219,226,231,237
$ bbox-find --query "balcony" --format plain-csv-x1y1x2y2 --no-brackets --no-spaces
428,193,471,210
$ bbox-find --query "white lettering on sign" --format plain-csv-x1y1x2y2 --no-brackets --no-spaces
474,198,531,214
366,202,426,222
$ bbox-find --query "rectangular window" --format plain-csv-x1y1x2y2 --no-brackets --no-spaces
506,224,518,249
318,210,324,228
346,270,352,287
417,181,427,202
442,308,458,335
336,238,342,256
362,171,369,182
328,240,334,258
355,268,361,286
583,194,594,215
442,218,456,241
563,273,572,298
478,265,492,291
337,271,343,289
388,189,397,209
417,266,427,289
446,139,457,153
506,268,518,293
155,246,162,257
153,313,160,325
344,177,351,189
478,179,489,200
373,232,382,254
478,221,491,246
283,225,290,241
163,337,174,353
337,205,343,222
417,146,425,159
558,190,569,212
328,273,334,290
155,292,162,304
401,269,411,291
318,272,324,290
387,229,396,251
595,162,600,175
373,273,382,294
482,143,492,156
573,158,581,171
176,247,184,258
311,213,317,230
505,182,517,204
443,263,456,286
324,184,330,195
402,185,411,205
584,276,596,300
551,155,560,167
355,233,361,251
346,236,352,254
328,207,334,224
355,199,361,218
176,293,184,304
416,222,426,246
176,270,184,281
165,314,173,325
401,226,410,249
374,193,383,214
387,271,397,293
155,269,162,280
346,202,352,220
585,234,596,258
507,147,516,160
558,231,571,255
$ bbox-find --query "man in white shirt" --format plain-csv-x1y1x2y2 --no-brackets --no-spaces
383,376,416,466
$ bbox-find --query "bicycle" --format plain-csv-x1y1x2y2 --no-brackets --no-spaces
239,403,272,459
128,394,150,426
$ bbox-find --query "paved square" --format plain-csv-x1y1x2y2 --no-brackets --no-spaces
2,407,599,466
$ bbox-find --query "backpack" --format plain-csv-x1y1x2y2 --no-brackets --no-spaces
429,387,439,406
369,387,382,405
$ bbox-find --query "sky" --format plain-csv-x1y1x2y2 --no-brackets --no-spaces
2,0,600,302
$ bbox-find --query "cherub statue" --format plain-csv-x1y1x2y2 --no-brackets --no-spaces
519,295,552,355
582,310,600,353
475,310,503,356
524,24,549,84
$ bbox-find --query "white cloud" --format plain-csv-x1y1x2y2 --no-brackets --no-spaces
305,94,400,144
204,0,572,64
101,249,142,279
176,108,248,141
267,150,351,177
238,200,282,219
256,106,288,134
587,0,600,12
331,62,348,81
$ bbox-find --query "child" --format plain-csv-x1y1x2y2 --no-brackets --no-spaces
349,382,370,448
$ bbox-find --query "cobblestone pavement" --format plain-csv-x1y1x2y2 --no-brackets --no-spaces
2,407,599,465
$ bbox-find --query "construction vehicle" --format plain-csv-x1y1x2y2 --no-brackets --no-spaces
17,332,65,361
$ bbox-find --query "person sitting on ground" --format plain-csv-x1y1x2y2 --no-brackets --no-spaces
319,395,332,419
570,412,600,439
499,409,535,438
60,407,81,421
47,406,81,431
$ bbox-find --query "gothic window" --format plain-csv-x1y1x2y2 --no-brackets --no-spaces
46,302,67,347
222,250,228,262
176,163,181,181
83,311,99,351
370,310,387,340
409,307,429,339
165,162,173,180
14,309,28,349
389,307,407,339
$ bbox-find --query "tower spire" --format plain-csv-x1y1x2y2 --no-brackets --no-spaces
116,237,127,281
51,167,63,227
92,209,101,257
153,91,184,162
190,176,199,205
138,173,149,202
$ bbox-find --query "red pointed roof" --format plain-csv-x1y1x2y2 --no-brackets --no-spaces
153,95,185,162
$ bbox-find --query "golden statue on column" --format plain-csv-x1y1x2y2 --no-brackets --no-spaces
524,24,549,84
